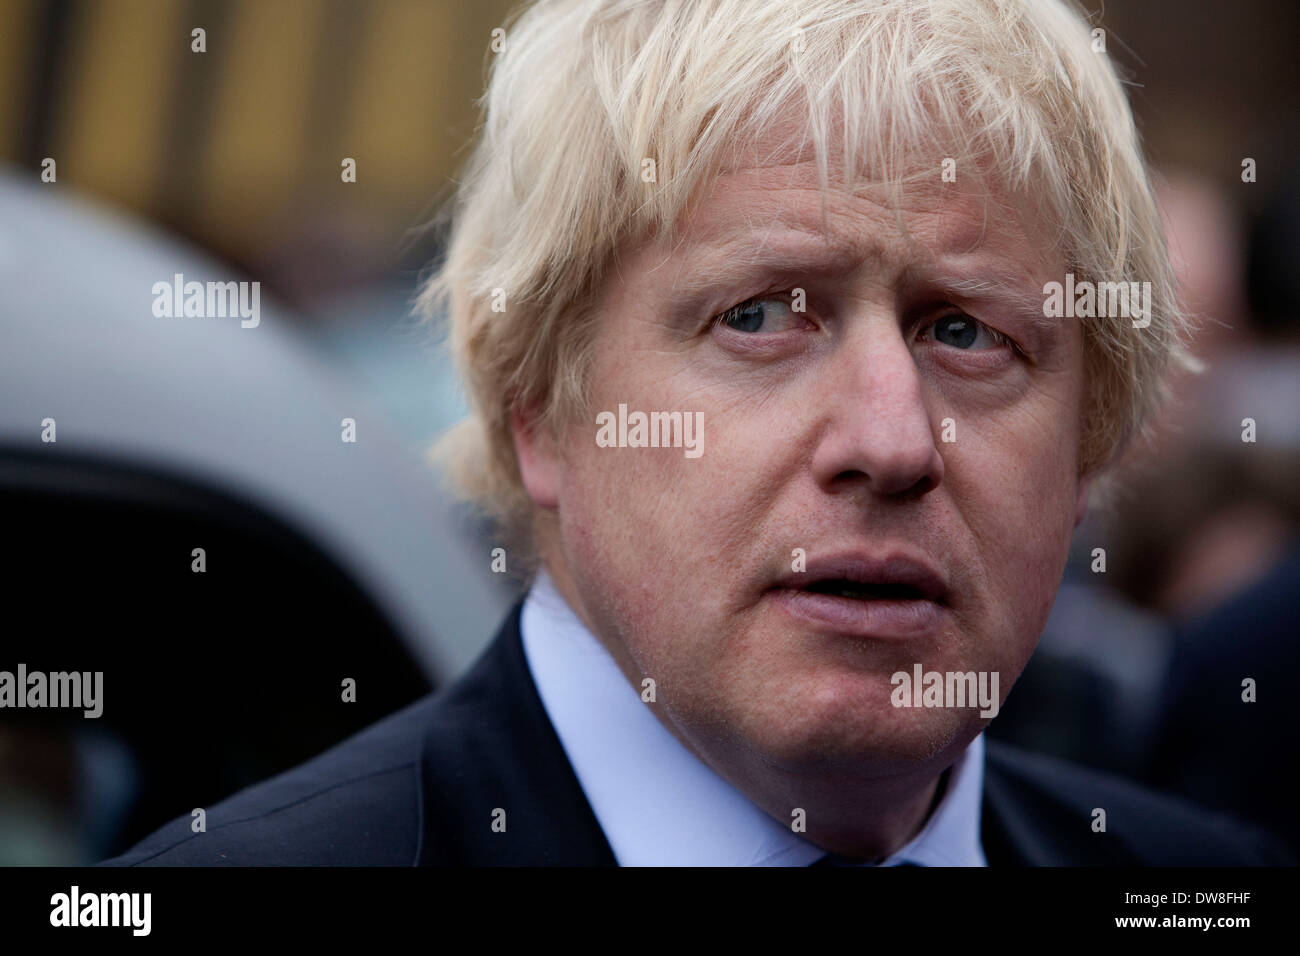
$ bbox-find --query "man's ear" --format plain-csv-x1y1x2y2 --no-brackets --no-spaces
511,403,560,509
1073,472,1092,529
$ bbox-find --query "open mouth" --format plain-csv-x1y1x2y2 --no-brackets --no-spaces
800,578,930,601
766,553,950,637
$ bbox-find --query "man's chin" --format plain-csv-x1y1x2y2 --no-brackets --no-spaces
735,697,977,779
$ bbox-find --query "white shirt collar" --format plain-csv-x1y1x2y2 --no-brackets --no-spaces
520,569,988,866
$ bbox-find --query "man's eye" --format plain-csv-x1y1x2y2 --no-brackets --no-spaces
921,314,1006,350
715,296,802,334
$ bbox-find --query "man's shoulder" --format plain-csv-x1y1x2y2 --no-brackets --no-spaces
983,738,1293,865
98,694,441,866
97,603,613,867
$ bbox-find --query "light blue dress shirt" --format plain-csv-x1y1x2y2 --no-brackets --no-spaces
520,570,989,866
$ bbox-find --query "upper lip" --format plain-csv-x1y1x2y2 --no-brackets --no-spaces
771,551,950,604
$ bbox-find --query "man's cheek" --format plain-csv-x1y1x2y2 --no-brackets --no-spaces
951,403,1079,515
570,444,703,579
947,418,1075,628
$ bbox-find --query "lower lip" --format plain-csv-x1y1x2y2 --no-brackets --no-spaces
766,588,947,639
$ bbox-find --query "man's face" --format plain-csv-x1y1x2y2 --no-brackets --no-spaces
515,138,1088,790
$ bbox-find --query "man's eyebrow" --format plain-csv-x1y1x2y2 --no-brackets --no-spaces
924,272,1058,336
667,228,865,292
664,232,1061,340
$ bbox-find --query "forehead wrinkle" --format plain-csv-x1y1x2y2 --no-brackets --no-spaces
675,227,872,298
660,158,1043,303
773,178,998,269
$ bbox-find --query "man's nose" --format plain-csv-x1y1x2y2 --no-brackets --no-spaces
808,320,945,500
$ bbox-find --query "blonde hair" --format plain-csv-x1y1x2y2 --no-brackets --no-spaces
418,0,1194,547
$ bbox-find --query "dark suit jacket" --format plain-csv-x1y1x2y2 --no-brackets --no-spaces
100,604,1291,866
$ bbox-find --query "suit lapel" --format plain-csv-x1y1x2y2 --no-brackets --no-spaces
980,751,1059,866
980,739,1140,866
416,603,618,865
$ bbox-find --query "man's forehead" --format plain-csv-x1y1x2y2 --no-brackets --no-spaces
692,106,993,223
672,163,1037,274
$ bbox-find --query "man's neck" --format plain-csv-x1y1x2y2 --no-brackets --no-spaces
534,560,968,862
698,737,956,861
